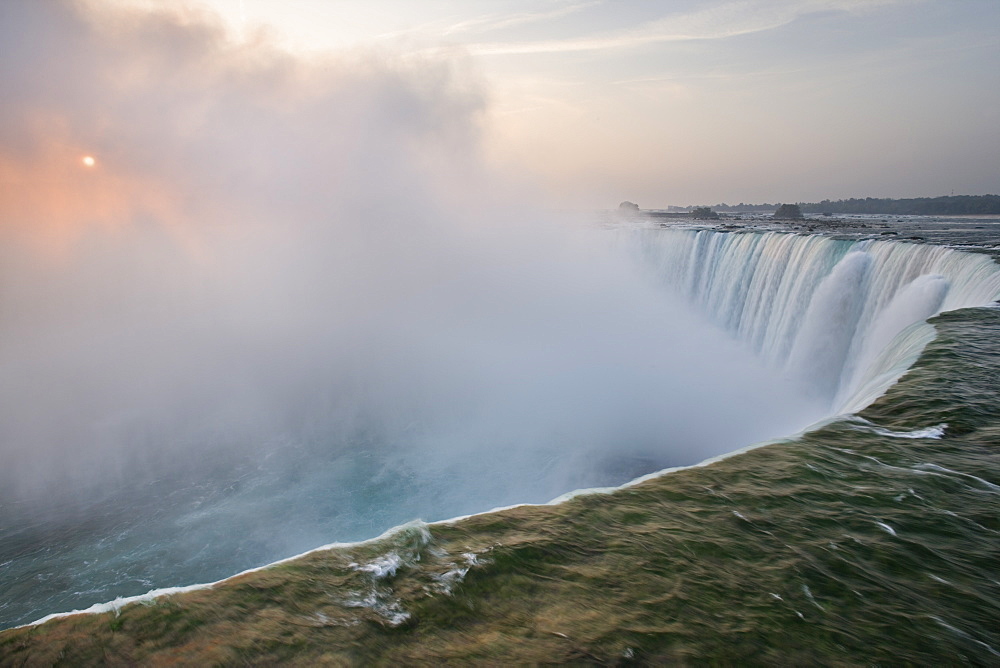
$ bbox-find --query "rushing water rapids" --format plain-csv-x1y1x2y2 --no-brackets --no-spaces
2,224,1000,649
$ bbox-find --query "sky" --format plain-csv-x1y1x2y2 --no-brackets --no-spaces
1,0,998,214
96,0,1000,208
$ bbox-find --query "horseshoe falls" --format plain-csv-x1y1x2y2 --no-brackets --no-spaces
2,226,1000,666
627,228,1000,413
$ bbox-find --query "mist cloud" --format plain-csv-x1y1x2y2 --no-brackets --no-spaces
0,0,822,522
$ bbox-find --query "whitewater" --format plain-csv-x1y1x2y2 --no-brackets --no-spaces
3,223,999,632
626,227,1000,411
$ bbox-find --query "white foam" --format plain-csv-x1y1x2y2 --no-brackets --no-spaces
875,521,897,536
352,553,404,579
845,416,947,439
19,520,432,629
27,583,211,627
912,463,1000,492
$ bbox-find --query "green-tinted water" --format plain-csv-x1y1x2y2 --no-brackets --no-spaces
3,307,997,665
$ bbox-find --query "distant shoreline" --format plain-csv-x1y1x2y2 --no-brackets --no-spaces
650,194,1000,216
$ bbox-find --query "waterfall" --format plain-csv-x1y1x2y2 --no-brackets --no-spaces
785,251,873,399
623,228,1000,413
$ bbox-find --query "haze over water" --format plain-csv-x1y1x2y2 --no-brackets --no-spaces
0,0,843,627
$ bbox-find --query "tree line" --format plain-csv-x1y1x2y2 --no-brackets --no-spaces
795,195,1000,215
678,195,1000,215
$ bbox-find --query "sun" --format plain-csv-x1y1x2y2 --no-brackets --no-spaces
82,155,96,167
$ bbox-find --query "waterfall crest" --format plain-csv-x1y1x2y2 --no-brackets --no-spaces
625,229,1000,412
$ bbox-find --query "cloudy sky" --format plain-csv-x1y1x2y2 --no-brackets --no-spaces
143,0,1000,208
7,0,1000,209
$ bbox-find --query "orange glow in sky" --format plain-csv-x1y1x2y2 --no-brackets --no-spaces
0,145,193,260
